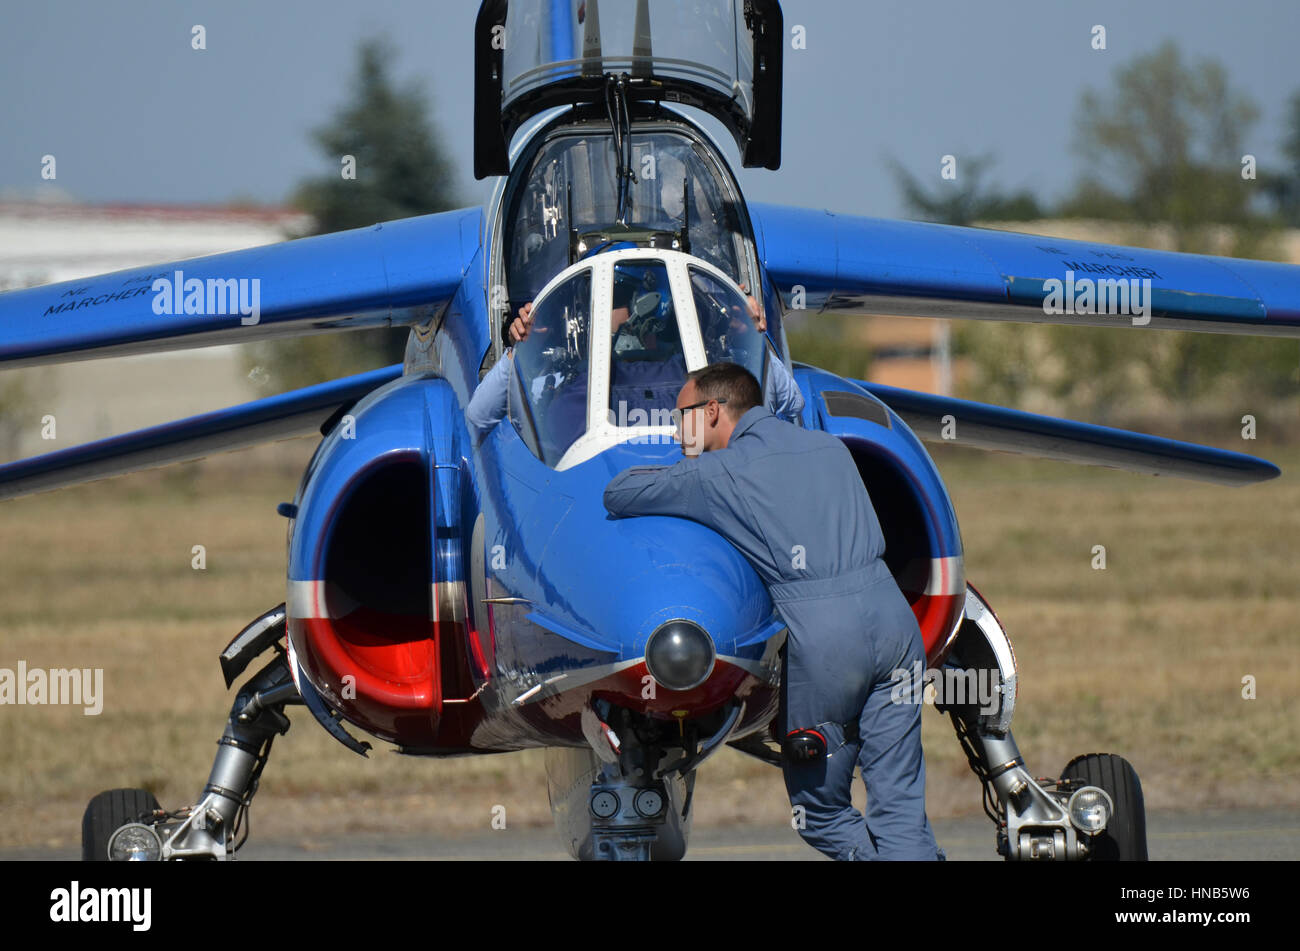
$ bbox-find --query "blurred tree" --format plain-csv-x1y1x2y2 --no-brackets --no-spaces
245,37,460,392
1060,42,1296,410
952,320,1144,425
887,152,1044,405
1262,90,1300,228
888,153,1043,227
1058,41,1263,255
0,372,51,463
784,312,872,381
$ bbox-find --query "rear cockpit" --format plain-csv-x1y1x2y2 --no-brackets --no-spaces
503,124,755,314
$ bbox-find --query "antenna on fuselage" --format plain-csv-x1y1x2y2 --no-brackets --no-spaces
680,176,691,255
631,0,652,78
581,0,602,76
605,74,636,225
566,180,578,266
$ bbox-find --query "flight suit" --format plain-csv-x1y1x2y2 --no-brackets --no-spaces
602,406,940,861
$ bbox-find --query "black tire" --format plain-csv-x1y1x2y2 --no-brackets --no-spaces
81,788,161,861
1060,753,1148,861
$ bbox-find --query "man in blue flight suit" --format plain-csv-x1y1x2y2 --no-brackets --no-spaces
601,362,941,861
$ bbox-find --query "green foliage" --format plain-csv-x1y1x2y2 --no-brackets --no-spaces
0,372,51,462
291,38,459,233
1059,41,1263,251
952,321,1133,424
1262,91,1300,227
786,314,872,380
245,38,460,392
888,153,1043,227
1145,332,1300,404
954,322,1300,423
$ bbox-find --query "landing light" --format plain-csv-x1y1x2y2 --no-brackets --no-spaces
1067,786,1114,835
107,823,163,861
645,620,715,691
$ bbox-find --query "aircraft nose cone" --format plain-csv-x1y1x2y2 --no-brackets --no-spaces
517,455,777,658
584,512,772,656
645,619,715,690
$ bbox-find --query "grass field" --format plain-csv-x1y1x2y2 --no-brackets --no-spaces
1,434,1297,851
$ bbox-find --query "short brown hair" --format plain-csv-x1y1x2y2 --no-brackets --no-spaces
686,362,761,420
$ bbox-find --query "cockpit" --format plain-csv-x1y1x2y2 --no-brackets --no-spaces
504,128,753,316
507,249,768,469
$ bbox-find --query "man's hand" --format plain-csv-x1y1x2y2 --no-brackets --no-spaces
739,283,766,332
509,301,535,343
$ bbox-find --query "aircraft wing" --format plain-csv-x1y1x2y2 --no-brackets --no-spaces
0,364,402,500
750,203,1300,336
844,379,1279,486
0,207,481,368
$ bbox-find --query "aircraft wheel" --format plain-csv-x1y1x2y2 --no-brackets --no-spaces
81,788,161,861
1060,753,1148,861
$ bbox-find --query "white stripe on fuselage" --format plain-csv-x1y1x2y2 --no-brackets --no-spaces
286,580,783,704
922,556,964,596
287,579,465,621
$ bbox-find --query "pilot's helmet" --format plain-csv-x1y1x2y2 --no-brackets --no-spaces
580,239,636,260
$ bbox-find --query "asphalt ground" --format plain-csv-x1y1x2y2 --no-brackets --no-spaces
3,809,1296,861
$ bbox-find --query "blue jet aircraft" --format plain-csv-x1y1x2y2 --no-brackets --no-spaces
0,0,1294,861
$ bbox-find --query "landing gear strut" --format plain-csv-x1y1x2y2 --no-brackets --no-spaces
942,586,1149,861
81,607,300,861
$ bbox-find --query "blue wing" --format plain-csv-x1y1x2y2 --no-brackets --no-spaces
0,364,403,500
835,378,1277,486
0,208,480,368
751,203,1300,336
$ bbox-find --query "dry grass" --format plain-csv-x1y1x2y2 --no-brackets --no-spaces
1,436,1297,849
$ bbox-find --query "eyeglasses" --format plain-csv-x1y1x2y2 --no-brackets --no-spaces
670,398,727,429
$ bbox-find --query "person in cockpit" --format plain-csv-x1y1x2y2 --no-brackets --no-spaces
465,272,804,446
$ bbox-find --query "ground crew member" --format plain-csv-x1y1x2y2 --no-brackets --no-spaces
601,362,941,861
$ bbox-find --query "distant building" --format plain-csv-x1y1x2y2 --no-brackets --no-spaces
0,199,311,291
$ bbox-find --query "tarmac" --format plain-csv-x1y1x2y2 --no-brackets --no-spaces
4,809,1297,861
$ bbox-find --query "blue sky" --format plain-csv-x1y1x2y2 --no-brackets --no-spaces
2,0,1298,219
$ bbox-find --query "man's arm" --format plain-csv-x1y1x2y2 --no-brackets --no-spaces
603,457,711,521
466,303,539,445
765,350,805,421
465,351,512,445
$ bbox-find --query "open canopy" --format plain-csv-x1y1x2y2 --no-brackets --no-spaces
475,0,783,177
